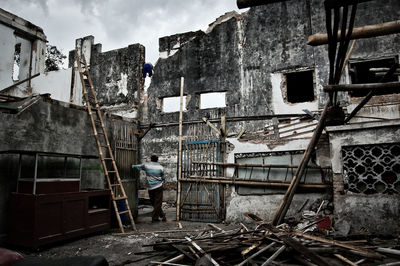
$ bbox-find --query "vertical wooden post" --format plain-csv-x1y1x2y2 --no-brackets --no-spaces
176,77,184,221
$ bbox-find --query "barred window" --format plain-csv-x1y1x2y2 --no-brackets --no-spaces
342,143,400,194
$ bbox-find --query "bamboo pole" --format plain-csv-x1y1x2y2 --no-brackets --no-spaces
272,101,330,225
307,20,400,46
324,81,400,92
176,77,184,221
192,161,331,169
180,177,330,189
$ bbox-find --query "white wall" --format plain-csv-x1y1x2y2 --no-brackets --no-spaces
31,68,73,103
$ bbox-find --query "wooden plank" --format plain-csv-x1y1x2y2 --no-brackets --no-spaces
334,254,358,266
185,237,220,266
308,20,400,46
292,231,386,260
278,235,329,266
202,117,221,137
238,242,276,266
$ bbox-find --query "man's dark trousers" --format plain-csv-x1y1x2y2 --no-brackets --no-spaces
148,186,165,221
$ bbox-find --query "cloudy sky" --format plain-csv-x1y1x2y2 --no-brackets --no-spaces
2,0,246,67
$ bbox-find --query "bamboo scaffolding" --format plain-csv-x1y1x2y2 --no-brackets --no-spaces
192,161,330,169
180,177,330,189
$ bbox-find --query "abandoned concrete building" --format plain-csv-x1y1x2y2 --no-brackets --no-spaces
0,0,400,264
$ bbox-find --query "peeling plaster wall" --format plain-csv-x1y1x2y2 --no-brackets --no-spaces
327,120,400,235
0,97,137,238
69,36,145,117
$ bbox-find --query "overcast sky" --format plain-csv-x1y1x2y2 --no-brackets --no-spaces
2,0,246,67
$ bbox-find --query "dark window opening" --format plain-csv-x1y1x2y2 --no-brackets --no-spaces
13,43,21,81
349,57,399,97
286,70,315,103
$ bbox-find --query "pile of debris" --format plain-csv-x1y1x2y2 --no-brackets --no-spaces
139,213,400,266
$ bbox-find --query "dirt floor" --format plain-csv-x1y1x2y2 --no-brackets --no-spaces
13,203,238,266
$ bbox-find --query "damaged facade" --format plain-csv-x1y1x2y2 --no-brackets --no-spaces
0,0,400,247
142,0,400,235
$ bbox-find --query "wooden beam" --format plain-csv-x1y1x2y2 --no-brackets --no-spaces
272,101,330,225
192,161,331,169
202,117,221,137
292,231,386,260
324,81,400,92
236,0,289,9
1,73,40,92
308,20,400,46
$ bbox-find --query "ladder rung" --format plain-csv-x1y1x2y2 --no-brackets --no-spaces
119,210,130,215
107,170,117,173
114,196,127,201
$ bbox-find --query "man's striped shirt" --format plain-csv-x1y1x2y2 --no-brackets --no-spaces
133,162,165,190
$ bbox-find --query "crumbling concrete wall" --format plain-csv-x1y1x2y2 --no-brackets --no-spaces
0,96,138,239
69,36,145,118
327,120,400,235
141,0,400,225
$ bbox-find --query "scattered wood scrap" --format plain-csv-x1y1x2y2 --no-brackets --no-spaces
138,214,399,265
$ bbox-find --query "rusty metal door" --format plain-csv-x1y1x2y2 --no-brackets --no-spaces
179,139,224,222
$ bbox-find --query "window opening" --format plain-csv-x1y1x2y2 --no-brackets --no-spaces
162,96,187,113
13,43,21,81
349,57,399,97
199,92,227,109
286,70,315,103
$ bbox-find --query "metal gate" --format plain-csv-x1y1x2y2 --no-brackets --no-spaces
179,139,225,222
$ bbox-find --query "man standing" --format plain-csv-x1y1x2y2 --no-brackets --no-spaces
133,155,166,222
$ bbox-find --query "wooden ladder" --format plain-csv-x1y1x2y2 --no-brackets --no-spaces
74,50,136,232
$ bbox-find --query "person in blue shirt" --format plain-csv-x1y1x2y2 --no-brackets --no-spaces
142,63,153,78
132,155,166,222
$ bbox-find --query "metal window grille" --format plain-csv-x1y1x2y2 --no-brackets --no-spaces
342,143,400,194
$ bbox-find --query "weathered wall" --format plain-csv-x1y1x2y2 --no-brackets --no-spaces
0,8,46,95
69,36,145,118
141,0,400,225
0,96,137,237
327,120,400,235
